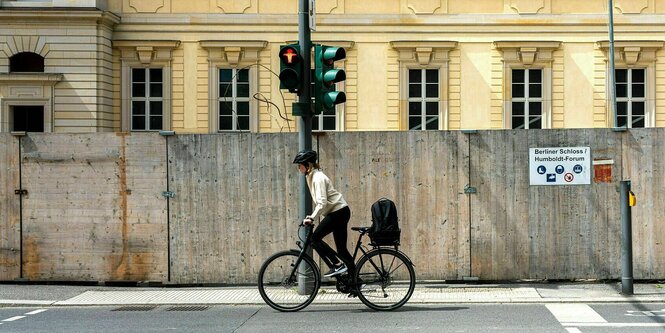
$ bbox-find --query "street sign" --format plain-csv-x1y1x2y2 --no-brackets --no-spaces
529,147,591,185
309,0,316,31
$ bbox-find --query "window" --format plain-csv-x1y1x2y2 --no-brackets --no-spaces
11,106,44,132
131,68,163,131
310,69,337,131
511,69,543,129
10,52,44,72
615,68,646,128
408,69,439,130
218,68,250,131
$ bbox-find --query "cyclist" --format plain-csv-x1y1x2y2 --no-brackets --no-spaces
293,149,353,277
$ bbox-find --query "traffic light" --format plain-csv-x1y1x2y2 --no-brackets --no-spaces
279,44,303,93
314,45,346,114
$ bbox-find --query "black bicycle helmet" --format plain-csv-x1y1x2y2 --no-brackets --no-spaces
293,150,317,165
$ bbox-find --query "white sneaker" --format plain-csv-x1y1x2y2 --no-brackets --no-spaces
323,264,348,277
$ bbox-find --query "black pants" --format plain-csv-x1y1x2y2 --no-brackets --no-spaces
312,206,353,269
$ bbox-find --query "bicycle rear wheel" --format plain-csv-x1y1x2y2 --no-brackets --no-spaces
354,249,415,311
258,250,320,312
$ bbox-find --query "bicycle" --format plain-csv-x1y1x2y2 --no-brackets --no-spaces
257,222,416,312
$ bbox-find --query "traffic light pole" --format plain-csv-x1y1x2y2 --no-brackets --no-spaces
297,0,314,294
298,0,312,234
298,0,312,216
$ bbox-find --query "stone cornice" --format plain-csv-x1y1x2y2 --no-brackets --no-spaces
201,40,268,66
285,41,355,49
0,73,63,85
597,40,665,65
114,13,665,27
391,41,457,50
113,40,181,49
113,40,181,64
391,41,457,65
200,41,268,50
0,10,119,25
494,41,561,65
494,41,562,50
596,40,665,49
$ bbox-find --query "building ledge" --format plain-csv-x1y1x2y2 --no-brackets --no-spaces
0,0,107,10
0,73,63,85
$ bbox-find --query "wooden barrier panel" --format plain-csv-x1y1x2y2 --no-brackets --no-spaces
2,129,663,283
622,129,665,279
168,133,299,284
318,131,471,280
0,134,20,280
20,133,167,281
470,129,623,280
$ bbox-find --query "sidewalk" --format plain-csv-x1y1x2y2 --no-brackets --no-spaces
0,282,663,307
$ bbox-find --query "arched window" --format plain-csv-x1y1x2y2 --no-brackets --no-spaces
10,52,45,72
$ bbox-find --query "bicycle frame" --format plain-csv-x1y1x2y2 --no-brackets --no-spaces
288,223,412,283
258,223,415,312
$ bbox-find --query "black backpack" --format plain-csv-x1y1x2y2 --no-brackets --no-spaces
369,198,401,246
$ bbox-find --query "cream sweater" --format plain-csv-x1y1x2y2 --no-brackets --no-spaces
306,169,348,220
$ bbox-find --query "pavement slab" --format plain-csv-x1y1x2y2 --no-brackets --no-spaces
1,282,663,307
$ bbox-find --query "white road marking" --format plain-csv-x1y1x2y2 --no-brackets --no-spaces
563,323,665,327
25,309,48,315
546,304,607,323
626,309,665,316
2,316,26,322
565,328,582,333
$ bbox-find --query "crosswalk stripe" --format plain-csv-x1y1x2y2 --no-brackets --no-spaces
2,316,26,322
563,323,665,327
25,309,48,315
546,304,607,323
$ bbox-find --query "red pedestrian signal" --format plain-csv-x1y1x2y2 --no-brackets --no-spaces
279,44,303,93
280,47,300,65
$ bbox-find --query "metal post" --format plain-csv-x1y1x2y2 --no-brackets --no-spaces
298,0,313,225
620,180,633,294
297,0,314,294
608,0,618,128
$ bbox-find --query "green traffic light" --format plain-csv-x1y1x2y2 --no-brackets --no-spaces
322,69,346,87
322,47,346,64
323,91,346,108
314,44,347,115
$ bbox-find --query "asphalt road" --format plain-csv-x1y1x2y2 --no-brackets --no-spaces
1,303,664,332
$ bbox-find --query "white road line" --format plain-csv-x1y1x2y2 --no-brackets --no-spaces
565,328,582,333
2,316,26,322
546,304,607,323
563,323,665,327
25,309,48,315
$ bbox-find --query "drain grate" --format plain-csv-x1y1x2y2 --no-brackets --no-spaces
112,305,158,312
166,306,210,312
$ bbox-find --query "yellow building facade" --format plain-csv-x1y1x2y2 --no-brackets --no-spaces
1,0,665,133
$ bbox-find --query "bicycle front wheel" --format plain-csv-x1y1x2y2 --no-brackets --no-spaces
355,249,415,311
258,250,320,312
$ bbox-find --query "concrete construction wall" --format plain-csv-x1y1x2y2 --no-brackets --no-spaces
0,129,663,283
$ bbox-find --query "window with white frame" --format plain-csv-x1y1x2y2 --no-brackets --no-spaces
218,68,250,131
511,68,543,129
615,68,646,128
131,68,164,131
408,69,439,130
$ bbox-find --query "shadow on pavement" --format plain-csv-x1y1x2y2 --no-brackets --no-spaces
299,306,469,313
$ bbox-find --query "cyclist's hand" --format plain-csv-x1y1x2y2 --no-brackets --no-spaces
303,217,313,225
